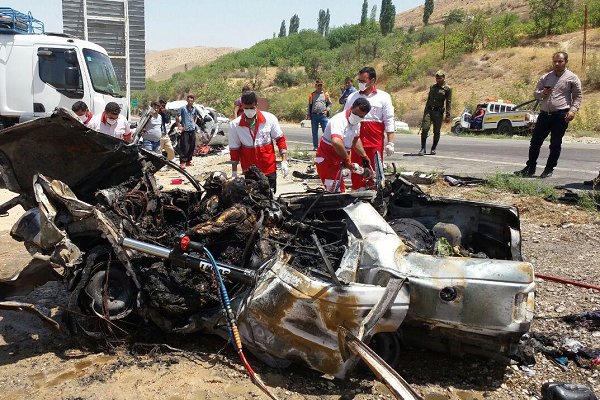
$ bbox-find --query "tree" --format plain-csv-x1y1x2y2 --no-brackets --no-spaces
370,5,378,21
278,20,287,37
423,0,434,25
379,0,395,35
289,14,300,34
528,0,573,35
384,38,414,75
325,9,331,36
445,9,465,26
361,0,369,25
317,9,326,35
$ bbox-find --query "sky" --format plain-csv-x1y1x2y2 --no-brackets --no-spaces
5,0,421,50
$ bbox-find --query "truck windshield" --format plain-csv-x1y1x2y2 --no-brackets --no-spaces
82,49,123,97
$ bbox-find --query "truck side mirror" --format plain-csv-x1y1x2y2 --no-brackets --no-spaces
65,67,80,89
64,49,78,65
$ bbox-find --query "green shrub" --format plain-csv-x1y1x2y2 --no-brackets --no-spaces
585,55,600,90
486,172,557,198
274,67,305,88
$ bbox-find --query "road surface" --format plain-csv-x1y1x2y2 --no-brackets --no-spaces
283,126,599,188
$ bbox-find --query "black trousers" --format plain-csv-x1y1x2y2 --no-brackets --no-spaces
178,130,196,163
526,110,569,171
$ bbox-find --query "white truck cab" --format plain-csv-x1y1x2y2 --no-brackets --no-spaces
0,8,128,129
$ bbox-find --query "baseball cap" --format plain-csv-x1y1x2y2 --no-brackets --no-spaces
435,70,446,77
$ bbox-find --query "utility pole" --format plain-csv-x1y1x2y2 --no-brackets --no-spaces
582,4,588,67
442,17,447,60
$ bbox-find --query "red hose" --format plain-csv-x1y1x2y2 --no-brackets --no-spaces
536,273,600,291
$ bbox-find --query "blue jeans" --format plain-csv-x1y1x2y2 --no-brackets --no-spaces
311,113,329,149
143,139,161,153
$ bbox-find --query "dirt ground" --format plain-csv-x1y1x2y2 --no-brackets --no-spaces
0,154,599,400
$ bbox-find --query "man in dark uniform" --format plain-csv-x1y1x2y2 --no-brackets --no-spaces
419,70,452,155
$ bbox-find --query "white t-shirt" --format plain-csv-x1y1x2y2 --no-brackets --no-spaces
142,114,163,142
88,113,131,141
322,110,360,150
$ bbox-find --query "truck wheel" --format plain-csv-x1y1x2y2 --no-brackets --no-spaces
452,123,464,134
497,120,513,135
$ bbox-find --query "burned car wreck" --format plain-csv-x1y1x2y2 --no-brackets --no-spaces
0,111,535,389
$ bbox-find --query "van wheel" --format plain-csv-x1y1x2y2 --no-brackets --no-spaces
497,120,513,135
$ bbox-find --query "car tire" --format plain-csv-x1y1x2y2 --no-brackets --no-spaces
497,120,513,135
367,332,403,369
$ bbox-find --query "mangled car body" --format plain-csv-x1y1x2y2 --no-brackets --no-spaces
0,110,534,380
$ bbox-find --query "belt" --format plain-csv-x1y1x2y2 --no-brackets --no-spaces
540,108,569,115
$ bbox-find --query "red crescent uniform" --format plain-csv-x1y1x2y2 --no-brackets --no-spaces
343,87,394,189
315,109,360,192
229,110,287,175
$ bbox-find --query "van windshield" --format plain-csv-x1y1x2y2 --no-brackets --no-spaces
82,49,123,97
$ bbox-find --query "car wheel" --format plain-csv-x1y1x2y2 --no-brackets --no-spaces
497,120,513,135
368,331,403,369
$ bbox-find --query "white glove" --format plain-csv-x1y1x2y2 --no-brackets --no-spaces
350,163,365,176
280,160,289,178
385,142,395,156
231,170,238,178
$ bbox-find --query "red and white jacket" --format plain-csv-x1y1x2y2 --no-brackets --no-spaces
229,110,288,175
343,87,395,148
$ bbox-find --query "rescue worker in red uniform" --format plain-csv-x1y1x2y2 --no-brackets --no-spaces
315,98,373,192
343,67,395,190
229,91,288,193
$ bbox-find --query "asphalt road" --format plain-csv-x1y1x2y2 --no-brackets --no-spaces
283,126,600,188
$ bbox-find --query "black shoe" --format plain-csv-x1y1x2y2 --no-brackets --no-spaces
418,148,426,156
514,166,535,177
583,175,600,186
539,169,553,179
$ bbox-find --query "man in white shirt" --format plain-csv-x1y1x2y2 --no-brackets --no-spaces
315,98,373,192
88,102,131,142
343,66,395,190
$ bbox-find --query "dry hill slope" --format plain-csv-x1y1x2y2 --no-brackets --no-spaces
395,0,529,29
146,47,238,81
386,29,600,129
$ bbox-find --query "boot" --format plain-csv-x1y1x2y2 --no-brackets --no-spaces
583,173,600,186
514,166,535,177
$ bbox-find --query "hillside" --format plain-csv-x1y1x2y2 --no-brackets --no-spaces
390,29,600,129
146,47,238,81
394,0,530,29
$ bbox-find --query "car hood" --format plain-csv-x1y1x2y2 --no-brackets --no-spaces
0,109,161,207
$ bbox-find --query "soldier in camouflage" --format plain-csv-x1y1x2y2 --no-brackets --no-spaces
419,70,452,155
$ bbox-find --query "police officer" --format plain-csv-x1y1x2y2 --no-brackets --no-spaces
419,70,452,155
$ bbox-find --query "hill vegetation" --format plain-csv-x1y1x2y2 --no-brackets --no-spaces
135,0,600,133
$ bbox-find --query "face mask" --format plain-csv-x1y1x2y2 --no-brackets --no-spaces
358,82,368,92
106,118,117,126
348,113,364,126
243,108,257,119
79,114,88,123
